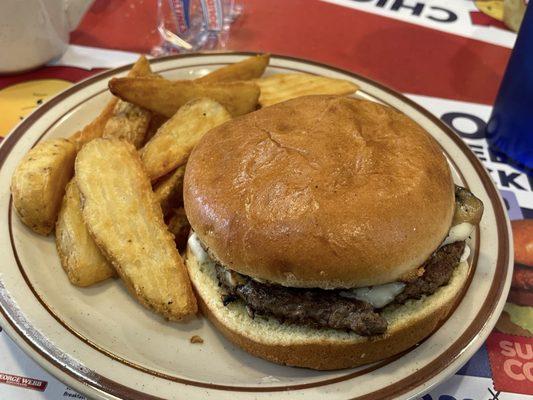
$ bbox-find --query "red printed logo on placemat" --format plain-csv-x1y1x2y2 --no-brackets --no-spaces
486,331,533,395
0,372,48,391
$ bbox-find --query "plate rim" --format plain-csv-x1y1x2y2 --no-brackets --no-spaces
0,52,512,400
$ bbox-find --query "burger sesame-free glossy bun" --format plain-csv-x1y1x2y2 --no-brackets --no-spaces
184,95,454,288
185,246,469,370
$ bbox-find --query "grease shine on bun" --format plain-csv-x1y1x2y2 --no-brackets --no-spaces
183,95,466,370
184,95,455,289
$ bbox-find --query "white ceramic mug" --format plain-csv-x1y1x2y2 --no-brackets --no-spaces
0,0,94,74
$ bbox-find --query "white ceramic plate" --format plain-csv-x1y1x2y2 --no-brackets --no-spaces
0,53,512,400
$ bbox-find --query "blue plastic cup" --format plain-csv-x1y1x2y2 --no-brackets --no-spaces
486,3,533,175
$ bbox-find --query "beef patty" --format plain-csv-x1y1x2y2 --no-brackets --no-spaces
215,241,465,336
209,186,479,336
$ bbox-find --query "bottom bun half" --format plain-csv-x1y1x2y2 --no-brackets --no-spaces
185,246,470,370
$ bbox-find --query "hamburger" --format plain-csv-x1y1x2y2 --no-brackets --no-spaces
496,219,533,337
183,95,484,370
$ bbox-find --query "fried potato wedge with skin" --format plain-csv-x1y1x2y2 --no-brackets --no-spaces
56,180,115,286
256,73,359,107
59,56,152,283
102,101,152,149
108,77,259,117
10,56,152,235
70,56,152,149
196,54,270,83
127,55,152,78
11,139,77,235
141,98,231,181
154,165,186,216
57,166,185,287
76,139,197,320
102,55,153,148
145,113,168,143
167,208,190,251
70,99,118,149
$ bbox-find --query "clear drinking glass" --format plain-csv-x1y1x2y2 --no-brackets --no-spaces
155,0,243,54
223,0,243,28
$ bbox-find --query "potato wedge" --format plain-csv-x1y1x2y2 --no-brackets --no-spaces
141,98,231,181
55,56,153,283
108,77,259,117
256,73,359,107
197,54,270,83
10,56,153,236
127,54,152,78
102,56,153,148
71,55,152,149
56,180,115,286
11,139,76,235
69,99,118,150
145,113,168,143
75,139,197,320
102,101,152,149
167,208,190,251
56,165,185,287
154,165,186,216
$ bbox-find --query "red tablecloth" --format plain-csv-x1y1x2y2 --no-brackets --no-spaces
70,0,510,105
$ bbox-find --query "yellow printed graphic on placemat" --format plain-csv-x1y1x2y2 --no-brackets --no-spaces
0,79,71,137
475,0,504,21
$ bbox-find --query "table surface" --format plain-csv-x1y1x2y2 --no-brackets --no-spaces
0,1,531,399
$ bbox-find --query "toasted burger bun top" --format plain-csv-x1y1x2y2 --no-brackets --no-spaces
184,95,455,288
